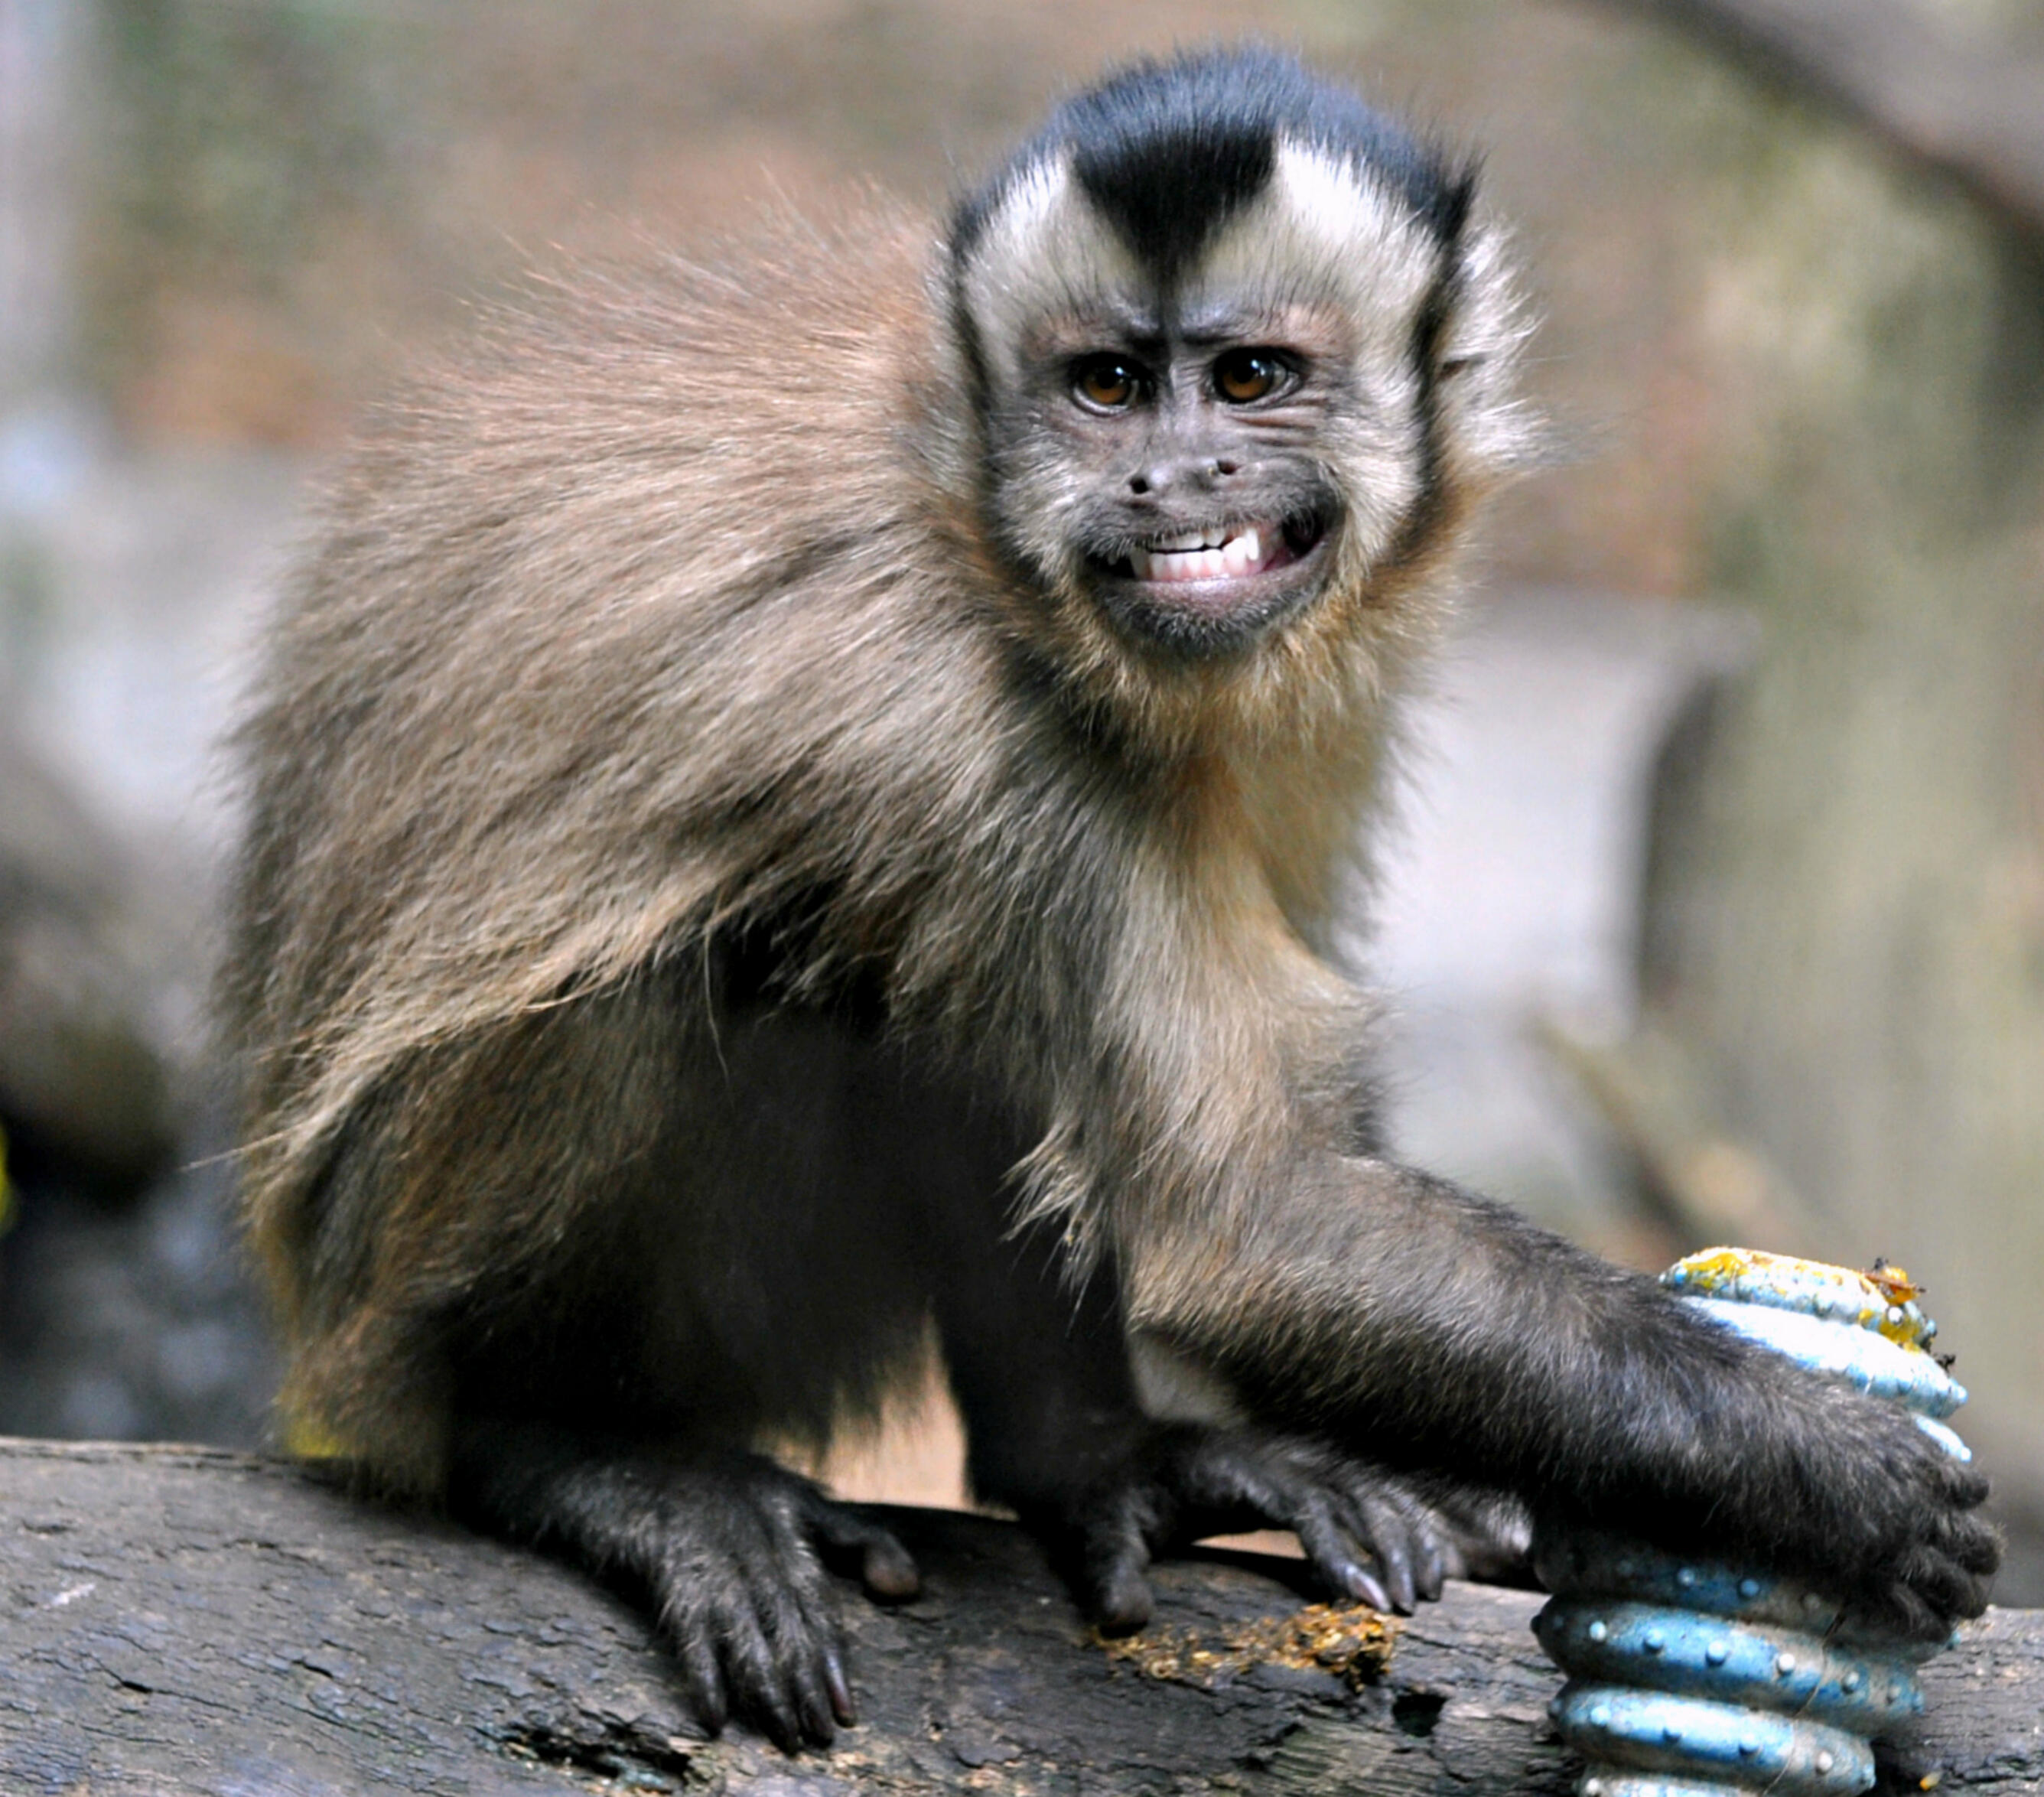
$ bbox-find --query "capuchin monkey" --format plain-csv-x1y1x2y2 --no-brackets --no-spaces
223,48,1997,1752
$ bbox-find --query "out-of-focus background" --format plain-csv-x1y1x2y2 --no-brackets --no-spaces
2,0,2039,1597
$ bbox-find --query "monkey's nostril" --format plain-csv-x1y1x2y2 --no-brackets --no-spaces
1128,471,1151,495
1213,458,1239,477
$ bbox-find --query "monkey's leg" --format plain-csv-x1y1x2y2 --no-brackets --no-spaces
920,1177,1466,1629
293,982,932,1751
448,1420,916,1752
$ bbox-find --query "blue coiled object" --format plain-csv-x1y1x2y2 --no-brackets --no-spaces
1531,1249,1967,1797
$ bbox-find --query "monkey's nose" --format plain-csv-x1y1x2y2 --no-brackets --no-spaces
1127,455,1240,497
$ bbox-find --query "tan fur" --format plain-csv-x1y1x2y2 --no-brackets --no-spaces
221,67,1997,1702
226,179,1527,1489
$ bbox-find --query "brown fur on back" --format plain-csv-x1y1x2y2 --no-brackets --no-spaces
226,194,1487,1485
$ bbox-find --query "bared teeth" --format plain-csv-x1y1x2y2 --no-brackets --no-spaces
1131,521,1279,583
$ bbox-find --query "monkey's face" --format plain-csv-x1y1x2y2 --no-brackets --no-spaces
1001,304,1353,659
952,135,1479,667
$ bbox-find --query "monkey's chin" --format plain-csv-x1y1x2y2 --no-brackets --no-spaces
1085,522,1334,659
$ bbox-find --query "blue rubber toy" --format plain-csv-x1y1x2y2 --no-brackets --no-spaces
1531,1248,1968,1797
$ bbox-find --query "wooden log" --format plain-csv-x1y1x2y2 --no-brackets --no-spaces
3,1439,2040,1795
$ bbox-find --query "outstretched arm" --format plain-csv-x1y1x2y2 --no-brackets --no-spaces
1023,855,1997,1636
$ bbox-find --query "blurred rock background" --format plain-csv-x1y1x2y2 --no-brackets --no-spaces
1,0,2039,1598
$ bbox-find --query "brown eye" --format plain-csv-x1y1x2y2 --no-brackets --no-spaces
1214,349,1287,403
1073,358,1140,410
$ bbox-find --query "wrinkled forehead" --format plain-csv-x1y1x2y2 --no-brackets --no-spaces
955,138,1442,378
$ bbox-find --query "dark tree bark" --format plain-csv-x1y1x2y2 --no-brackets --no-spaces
3,1439,2041,1795
1594,0,2044,239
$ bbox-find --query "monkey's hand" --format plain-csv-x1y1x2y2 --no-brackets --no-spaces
649,1457,922,1750
451,1432,916,1752
1537,1360,1997,1641
1765,1391,1998,1639
1042,1424,1465,1633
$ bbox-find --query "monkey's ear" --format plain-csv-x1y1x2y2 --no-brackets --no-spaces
1431,217,1544,487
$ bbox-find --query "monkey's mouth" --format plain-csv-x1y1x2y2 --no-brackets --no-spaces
1079,506,1336,656
1100,515,1323,591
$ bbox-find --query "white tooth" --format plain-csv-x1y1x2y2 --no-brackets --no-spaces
1200,527,1224,549
1129,546,1152,579
1196,548,1225,579
1221,536,1251,576
1242,527,1262,566
1154,530,1205,552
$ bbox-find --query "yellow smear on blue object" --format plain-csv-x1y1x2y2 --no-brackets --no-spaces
1662,1245,1935,1351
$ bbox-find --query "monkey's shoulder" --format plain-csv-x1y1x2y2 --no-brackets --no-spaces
276,198,971,691
356,200,941,493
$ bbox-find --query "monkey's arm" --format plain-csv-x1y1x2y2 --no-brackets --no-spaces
1133,1134,1993,1636
1018,882,1995,1636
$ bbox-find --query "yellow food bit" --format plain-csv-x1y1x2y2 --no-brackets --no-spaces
1094,1602,1395,1690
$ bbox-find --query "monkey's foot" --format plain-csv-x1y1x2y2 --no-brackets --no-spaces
451,1431,916,1752
1046,1424,1457,1633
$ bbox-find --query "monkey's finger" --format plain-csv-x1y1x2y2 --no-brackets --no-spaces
783,1642,840,1747
721,1595,828,1753
672,1625,730,1739
1076,1499,1157,1634
1937,1457,1992,1511
1432,1534,1470,1584
1361,1505,1418,1613
802,1496,922,1600
1411,1525,1447,1603
749,1549,848,1744
1291,1496,1391,1612
822,1646,857,1728
1933,1507,2002,1577
1324,1484,1427,1612
1394,1498,1449,1603
1897,1544,1989,1629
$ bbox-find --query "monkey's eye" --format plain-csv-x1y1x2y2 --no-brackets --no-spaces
1212,349,1291,404
1072,357,1143,412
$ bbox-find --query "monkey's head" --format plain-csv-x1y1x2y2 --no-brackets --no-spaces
946,49,1528,716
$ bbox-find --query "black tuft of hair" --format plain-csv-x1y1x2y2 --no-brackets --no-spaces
951,47,1470,284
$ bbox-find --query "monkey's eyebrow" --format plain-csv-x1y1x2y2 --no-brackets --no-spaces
1171,301,1287,347
1027,303,1166,358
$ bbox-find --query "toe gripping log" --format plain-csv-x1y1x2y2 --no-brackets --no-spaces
1531,1248,1971,1797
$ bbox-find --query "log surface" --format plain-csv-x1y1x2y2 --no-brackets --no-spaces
3,1439,2040,1795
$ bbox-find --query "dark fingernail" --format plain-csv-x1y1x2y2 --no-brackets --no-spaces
1417,1549,1445,1603
1342,1561,1391,1611
1384,1554,1417,1613
824,1649,857,1727
682,1659,727,1737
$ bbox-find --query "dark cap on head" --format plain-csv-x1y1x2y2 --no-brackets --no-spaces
950,47,1471,284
